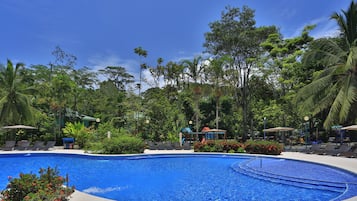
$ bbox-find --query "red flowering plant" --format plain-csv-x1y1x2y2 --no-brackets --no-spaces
244,140,283,155
1,167,74,201
194,140,245,153
219,141,245,153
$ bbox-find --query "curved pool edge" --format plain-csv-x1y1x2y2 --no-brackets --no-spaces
1,149,357,201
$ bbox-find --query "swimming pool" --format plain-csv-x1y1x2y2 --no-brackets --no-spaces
0,153,356,201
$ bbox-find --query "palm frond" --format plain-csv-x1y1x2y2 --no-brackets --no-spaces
296,73,333,102
311,85,339,114
339,75,357,121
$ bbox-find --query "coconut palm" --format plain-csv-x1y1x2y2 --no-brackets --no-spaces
0,60,35,125
296,1,357,129
181,56,206,132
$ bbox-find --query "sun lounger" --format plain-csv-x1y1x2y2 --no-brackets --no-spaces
172,142,183,150
146,141,157,150
41,141,56,151
328,143,352,156
1,141,16,151
303,144,322,154
340,146,357,158
182,142,191,150
314,144,337,155
15,140,31,150
30,141,45,150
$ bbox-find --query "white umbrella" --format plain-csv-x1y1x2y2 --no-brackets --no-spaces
263,127,294,144
263,127,294,132
2,125,37,129
341,125,357,130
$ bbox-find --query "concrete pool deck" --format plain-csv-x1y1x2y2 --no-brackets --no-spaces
0,148,356,201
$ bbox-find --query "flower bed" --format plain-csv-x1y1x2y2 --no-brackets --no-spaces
194,140,283,155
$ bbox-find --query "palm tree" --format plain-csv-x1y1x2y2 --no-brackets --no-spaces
206,56,230,129
181,56,206,132
0,60,35,125
296,1,357,129
134,46,148,97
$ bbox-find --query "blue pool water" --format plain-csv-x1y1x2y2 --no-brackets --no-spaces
0,153,356,201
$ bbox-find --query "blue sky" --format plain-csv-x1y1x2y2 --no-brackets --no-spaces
0,0,351,82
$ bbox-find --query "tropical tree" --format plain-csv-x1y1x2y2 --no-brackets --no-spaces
181,56,206,132
259,25,315,129
205,56,230,129
204,6,276,140
296,1,357,129
99,66,134,91
0,60,36,125
134,46,148,97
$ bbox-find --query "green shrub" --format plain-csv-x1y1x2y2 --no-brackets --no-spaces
1,167,74,201
62,122,92,148
101,135,145,154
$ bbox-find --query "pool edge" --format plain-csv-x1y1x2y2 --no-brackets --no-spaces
1,149,357,201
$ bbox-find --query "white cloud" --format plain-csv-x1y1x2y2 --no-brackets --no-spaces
88,53,139,79
287,17,340,39
88,53,138,74
83,186,128,194
310,19,340,39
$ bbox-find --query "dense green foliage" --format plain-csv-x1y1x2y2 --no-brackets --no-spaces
296,1,357,129
1,167,74,201
1,3,356,147
62,122,91,148
98,135,145,154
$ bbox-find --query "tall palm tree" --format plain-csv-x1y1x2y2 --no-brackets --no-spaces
0,60,35,125
181,56,206,132
296,1,357,129
206,56,230,129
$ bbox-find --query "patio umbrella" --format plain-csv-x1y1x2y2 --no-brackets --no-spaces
1,125,37,140
263,127,294,144
341,125,357,130
2,125,37,129
263,127,294,132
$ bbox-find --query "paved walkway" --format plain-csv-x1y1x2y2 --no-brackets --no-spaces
1,149,356,201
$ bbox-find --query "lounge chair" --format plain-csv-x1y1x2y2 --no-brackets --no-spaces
182,142,191,150
30,141,45,150
328,143,352,156
146,141,157,150
1,141,16,151
172,142,183,150
41,141,56,151
314,144,337,155
340,146,357,158
15,140,31,150
303,144,322,154
156,142,166,150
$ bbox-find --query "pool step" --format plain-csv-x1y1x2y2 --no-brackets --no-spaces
231,159,346,193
